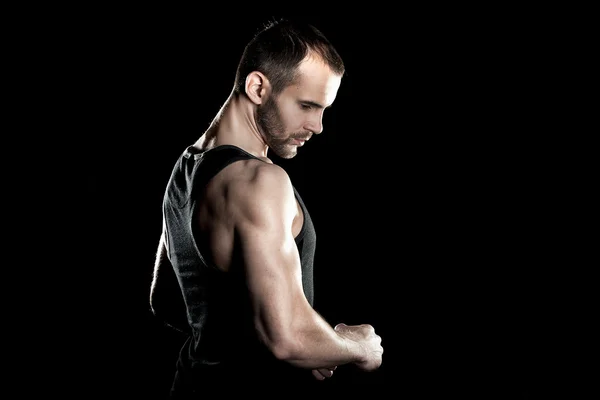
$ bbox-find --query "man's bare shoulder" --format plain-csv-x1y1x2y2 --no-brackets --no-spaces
227,159,292,198
220,159,295,220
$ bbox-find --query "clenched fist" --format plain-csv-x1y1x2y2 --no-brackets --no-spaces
334,323,383,371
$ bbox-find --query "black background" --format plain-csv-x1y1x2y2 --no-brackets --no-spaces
42,8,567,399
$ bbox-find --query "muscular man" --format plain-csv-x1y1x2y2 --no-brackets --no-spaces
150,18,383,396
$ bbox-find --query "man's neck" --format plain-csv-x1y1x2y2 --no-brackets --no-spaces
195,93,269,158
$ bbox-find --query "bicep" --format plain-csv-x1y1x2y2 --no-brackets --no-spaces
238,217,308,348
232,169,309,347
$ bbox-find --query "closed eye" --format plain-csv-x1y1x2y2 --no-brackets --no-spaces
299,100,326,111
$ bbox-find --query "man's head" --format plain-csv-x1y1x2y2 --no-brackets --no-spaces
235,18,345,159
234,18,345,96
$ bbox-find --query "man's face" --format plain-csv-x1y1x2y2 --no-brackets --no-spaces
257,56,342,159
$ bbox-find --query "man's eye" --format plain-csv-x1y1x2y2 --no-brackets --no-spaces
300,104,312,110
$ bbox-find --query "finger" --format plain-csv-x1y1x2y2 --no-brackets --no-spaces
312,369,327,380
320,367,336,378
312,367,335,380
334,323,347,332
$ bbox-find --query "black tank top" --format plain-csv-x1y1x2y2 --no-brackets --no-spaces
162,144,317,385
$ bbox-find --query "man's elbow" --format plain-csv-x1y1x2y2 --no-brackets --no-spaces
149,300,164,320
263,330,304,362
149,296,169,321
149,291,160,316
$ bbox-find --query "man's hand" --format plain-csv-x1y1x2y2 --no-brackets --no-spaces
334,323,383,371
310,322,383,380
312,366,337,380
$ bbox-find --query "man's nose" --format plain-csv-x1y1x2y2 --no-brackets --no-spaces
305,113,324,135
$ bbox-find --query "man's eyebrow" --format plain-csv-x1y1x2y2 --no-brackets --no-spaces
300,100,331,109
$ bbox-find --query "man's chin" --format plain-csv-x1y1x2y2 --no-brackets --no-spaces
273,148,298,160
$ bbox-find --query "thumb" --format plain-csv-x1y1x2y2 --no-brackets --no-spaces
334,323,348,332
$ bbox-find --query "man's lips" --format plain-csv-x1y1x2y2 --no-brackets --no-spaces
292,138,309,145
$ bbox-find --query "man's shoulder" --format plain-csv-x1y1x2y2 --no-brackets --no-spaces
226,160,291,197
208,160,294,222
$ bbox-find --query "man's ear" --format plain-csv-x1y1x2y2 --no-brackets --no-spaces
245,71,271,105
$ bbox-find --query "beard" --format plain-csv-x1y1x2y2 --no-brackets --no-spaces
256,95,303,159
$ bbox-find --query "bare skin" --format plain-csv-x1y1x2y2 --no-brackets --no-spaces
151,53,383,381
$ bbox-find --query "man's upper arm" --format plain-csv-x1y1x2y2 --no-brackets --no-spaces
231,164,311,355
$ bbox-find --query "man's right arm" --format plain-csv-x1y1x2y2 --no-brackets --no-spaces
229,163,383,372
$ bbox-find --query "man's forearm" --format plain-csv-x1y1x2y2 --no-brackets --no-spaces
274,311,365,369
